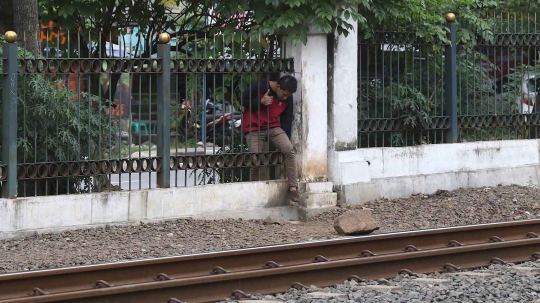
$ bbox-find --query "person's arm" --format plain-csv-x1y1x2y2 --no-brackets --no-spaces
280,96,294,139
241,81,268,109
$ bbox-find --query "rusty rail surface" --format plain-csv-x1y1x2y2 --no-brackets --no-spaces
1,219,540,302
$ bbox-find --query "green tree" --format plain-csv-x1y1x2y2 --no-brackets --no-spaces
497,0,540,12
35,0,501,56
32,0,500,108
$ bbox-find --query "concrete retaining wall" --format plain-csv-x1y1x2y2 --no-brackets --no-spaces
0,181,297,239
3,140,539,239
334,140,540,204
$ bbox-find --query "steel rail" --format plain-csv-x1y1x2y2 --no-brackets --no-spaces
1,219,539,301
3,238,540,303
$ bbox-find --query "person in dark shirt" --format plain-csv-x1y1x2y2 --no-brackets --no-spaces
241,75,300,203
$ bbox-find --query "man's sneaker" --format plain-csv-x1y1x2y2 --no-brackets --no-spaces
289,189,300,203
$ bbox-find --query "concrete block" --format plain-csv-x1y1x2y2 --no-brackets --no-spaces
299,192,337,209
376,173,459,200
511,266,540,275
145,188,166,219
266,181,289,207
1,180,305,239
307,292,347,299
15,195,92,230
299,182,333,193
127,191,148,221
471,165,539,188
413,278,452,286
165,186,196,216
0,199,16,232
298,206,337,221
535,165,540,184
358,285,403,292
341,160,370,184
447,272,496,279
342,182,381,205
339,140,539,181
340,164,540,205
91,192,129,223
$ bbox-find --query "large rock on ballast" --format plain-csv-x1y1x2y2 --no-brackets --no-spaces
333,209,379,235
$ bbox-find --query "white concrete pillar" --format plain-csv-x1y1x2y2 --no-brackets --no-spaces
286,29,337,219
287,29,329,182
328,14,359,186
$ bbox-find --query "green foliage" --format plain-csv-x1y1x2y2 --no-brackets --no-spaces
0,35,116,195
496,0,540,13
389,84,434,146
36,0,501,60
358,41,515,147
17,76,115,163
360,0,500,45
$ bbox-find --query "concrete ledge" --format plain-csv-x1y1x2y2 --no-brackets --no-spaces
358,285,403,292
299,182,333,193
0,180,292,240
341,164,540,205
412,278,452,286
334,140,540,187
511,266,540,275
299,192,338,208
446,272,497,279
298,206,338,221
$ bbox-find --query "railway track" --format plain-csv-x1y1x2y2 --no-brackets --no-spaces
1,219,539,303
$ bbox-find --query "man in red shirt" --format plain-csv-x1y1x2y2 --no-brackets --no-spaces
241,75,300,203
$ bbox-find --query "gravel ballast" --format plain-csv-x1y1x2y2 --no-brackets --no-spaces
2,184,540,274
224,261,540,303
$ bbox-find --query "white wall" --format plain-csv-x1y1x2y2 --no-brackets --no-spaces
288,32,329,182
334,140,540,204
329,13,358,150
327,8,358,186
0,181,299,239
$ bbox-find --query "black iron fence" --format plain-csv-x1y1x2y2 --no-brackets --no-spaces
1,30,294,197
358,13,540,148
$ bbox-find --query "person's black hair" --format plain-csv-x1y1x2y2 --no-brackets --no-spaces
277,75,298,93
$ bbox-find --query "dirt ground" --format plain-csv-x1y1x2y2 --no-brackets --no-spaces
1,184,540,274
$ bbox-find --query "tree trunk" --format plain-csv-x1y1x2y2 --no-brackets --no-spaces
12,0,40,56
0,0,15,34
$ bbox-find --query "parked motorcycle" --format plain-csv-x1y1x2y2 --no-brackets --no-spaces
171,99,196,140
174,99,242,146
201,100,242,146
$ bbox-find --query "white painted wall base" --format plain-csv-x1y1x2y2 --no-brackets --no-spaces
296,181,338,221
334,140,540,204
342,164,540,204
0,181,296,240
298,182,337,209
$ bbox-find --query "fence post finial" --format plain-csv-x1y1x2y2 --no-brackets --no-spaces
4,31,17,43
445,13,456,23
158,32,171,44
